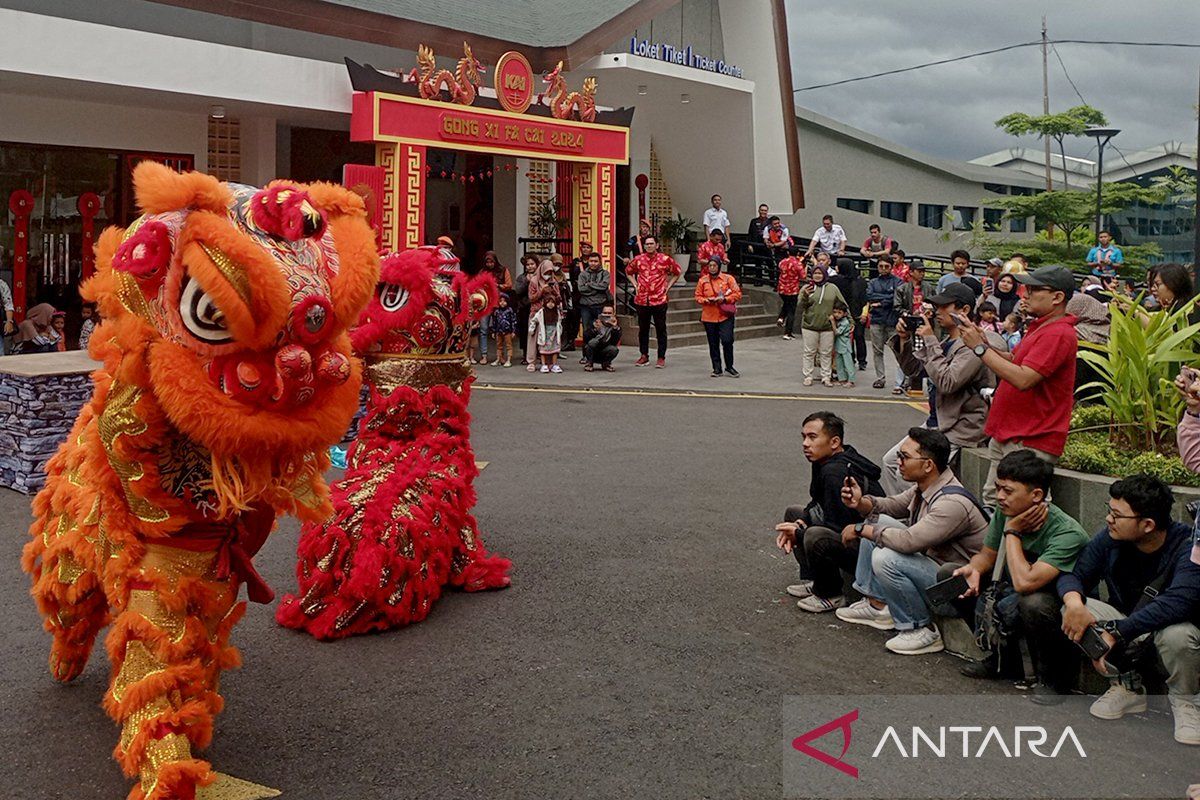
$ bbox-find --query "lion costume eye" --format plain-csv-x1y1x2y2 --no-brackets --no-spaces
179,276,234,343
379,284,409,312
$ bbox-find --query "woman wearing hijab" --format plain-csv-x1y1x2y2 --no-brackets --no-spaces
13,303,58,354
694,254,742,378
526,260,561,372
798,264,845,387
984,273,1020,321
513,255,539,364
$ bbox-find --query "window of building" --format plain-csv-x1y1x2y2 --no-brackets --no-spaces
983,183,1008,195
836,197,872,214
1010,186,1035,196
880,201,910,223
1009,215,1028,233
951,206,976,231
983,208,1004,232
918,204,946,229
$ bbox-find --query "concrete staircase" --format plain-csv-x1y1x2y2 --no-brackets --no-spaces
616,284,781,349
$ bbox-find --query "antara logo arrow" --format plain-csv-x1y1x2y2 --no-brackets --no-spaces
792,709,859,779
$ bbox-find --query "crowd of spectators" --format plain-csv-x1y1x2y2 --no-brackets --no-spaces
768,247,1200,746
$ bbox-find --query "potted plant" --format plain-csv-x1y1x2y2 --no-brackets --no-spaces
659,212,698,275
528,196,570,241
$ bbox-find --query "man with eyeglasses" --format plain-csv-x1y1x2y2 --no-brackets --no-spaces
1050,474,1199,743
835,428,988,655
959,265,1079,508
952,450,1089,697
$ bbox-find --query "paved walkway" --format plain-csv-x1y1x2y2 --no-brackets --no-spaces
475,334,926,406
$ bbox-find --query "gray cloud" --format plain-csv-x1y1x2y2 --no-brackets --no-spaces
785,0,1200,163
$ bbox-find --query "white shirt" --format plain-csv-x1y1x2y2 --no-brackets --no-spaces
703,207,730,234
812,224,847,253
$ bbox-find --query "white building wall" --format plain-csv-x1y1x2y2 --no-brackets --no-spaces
0,90,208,172
786,119,1034,256
718,0,795,215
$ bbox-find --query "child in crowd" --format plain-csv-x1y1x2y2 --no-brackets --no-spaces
466,320,481,364
776,250,805,340
530,296,563,373
50,312,67,352
1001,312,1023,351
489,292,517,367
832,301,856,387
976,301,1002,334
78,303,98,352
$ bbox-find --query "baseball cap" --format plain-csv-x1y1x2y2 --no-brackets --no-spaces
1014,265,1075,296
926,283,977,308
986,257,1004,269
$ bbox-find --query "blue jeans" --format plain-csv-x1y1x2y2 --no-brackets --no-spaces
477,315,490,359
580,304,605,340
852,537,941,629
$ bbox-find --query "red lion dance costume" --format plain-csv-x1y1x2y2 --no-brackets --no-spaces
276,245,511,640
22,162,378,800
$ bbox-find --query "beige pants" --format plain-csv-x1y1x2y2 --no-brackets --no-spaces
802,328,834,380
1074,598,1200,699
982,437,1058,508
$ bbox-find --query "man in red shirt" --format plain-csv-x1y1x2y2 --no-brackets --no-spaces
959,265,1079,508
696,229,728,267
626,234,682,367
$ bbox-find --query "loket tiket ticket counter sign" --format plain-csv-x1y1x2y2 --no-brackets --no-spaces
346,44,631,264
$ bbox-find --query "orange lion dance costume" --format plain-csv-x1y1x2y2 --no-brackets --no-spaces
276,245,511,640
21,162,378,800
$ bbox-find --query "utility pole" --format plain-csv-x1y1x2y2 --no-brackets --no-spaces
1041,16,1053,191
1193,63,1199,282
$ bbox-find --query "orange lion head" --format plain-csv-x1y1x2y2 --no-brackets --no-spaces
85,162,378,519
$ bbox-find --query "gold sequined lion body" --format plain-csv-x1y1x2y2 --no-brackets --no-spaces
21,162,378,800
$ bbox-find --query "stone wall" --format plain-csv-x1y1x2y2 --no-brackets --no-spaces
0,370,93,494
960,447,1200,534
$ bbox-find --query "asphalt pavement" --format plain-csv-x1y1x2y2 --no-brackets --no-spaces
1,389,1186,799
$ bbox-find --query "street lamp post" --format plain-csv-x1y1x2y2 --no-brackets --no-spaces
1084,126,1120,239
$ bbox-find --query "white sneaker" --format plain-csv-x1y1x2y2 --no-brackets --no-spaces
540,365,550,373
797,595,845,613
785,580,814,599
1171,698,1200,745
835,599,895,630
1089,684,1147,720
885,626,944,655
550,365,563,373
782,334,794,340
803,377,813,387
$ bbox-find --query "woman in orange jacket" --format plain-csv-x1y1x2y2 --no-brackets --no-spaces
695,254,743,377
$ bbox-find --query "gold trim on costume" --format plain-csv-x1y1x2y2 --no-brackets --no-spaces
97,382,170,524
366,355,471,394
198,242,253,305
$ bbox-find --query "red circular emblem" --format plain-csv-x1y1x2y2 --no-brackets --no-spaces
494,51,534,114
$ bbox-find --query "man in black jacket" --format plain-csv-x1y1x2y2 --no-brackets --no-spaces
776,411,884,612
582,305,621,371
1050,475,1200,743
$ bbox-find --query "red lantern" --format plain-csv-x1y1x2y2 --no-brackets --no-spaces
440,170,446,178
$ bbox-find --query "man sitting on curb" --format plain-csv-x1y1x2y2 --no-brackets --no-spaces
835,428,989,655
953,451,1089,696
1053,474,1200,743
882,282,1006,495
776,412,884,613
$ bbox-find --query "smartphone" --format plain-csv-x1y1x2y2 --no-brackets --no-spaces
1182,366,1199,384
923,574,969,609
950,312,971,327
844,462,865,489
1076,625,1111,660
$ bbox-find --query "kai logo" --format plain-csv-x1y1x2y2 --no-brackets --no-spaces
504,73,527,91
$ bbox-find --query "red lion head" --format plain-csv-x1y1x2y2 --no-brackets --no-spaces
352,245,496,357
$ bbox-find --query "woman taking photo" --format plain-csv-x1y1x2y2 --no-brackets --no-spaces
694,254,742,378
1113,262,1199,330
798,264,845,387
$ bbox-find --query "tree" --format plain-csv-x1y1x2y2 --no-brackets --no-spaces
994,104,1109,190
990,183,1167,253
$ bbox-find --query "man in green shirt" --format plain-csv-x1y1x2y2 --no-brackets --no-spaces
954,450,1090,698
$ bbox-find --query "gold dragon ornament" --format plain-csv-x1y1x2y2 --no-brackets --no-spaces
408,42,486,105
542,61,598,123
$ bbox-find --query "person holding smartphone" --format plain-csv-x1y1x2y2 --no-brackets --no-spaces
582,304,622,372
835,428,989,655
1176,366,1200,568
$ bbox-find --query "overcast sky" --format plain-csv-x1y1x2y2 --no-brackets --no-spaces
784,0,1200,163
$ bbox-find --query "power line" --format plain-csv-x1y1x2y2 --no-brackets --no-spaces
1050,45,1149,181
795,38,1200,92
